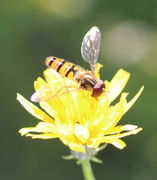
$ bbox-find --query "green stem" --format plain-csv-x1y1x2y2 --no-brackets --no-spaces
81,160,96,180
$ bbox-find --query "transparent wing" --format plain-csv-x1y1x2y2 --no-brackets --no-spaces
81,26,101,72
31,81,79,103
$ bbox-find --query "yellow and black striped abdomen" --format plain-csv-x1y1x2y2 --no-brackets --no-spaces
45,56,83,81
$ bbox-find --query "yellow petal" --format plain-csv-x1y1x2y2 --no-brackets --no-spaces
68,142,85,152
19,128,36,136
110,124,138,134
19,122,56,135
19,122,58,139
26,133,57,139
34,77,47,91
39,102,56,118
44,68,62,83
104,127,142,139
102,138,126,149
94,63,103,79
17,93,54,123
74,124,89,143
102,92,128,133
124,86,144,114
107,69,130,102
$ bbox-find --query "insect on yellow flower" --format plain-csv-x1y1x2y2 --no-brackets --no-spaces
17,26,143,157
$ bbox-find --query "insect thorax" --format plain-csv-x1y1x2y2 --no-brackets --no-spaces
76,71,97,89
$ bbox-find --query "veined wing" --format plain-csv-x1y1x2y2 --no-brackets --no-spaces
31,80,79,102
81,26,101,72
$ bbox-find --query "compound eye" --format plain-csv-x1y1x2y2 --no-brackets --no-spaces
91,80,105,97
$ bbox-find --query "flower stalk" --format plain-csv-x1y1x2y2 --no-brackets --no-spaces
81,160,96,180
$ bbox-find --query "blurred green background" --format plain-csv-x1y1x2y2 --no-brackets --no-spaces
1,0,157,179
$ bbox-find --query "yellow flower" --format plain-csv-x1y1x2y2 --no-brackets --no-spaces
17,65,143,153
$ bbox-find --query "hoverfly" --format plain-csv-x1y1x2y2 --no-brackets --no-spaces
31,27,105,103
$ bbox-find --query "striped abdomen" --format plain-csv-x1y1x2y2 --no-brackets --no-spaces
45,56,105,97
45,56,85,82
